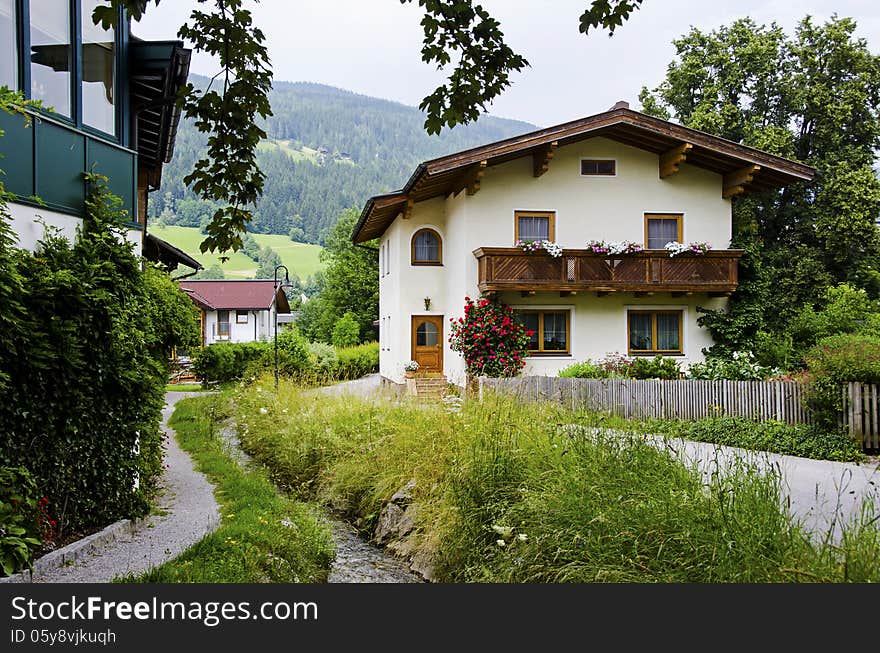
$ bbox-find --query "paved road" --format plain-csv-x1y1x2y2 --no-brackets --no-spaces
635,432,880,541
33,392,221,582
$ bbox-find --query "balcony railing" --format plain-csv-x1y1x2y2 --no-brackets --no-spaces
473,247,743,294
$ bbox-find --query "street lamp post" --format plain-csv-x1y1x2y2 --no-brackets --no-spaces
274,264,291,392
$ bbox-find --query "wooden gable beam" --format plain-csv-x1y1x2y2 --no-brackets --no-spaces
449,160,488,198
533,141,558,178
723,165,761,199
659,142,693,178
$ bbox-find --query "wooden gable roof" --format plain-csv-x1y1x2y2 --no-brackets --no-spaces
352,103,815,243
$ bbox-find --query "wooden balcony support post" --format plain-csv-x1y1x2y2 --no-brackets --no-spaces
659,142,693,178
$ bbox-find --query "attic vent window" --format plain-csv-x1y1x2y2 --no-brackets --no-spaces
581,159,616,176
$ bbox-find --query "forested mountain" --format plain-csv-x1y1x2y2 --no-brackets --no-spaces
150,76,536,244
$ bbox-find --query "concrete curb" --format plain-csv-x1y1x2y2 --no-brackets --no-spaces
0,518,142,584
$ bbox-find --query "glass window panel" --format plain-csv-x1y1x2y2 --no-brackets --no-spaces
518,215,549,241
30,0,71,117
416,321,438,347
81,0,115,134
218,310,230,336
629,313,653,351
514,312,539,350
414,230,440,262
542,312,567,351
656,313,681,351
581,159,615,175
647,218,679,249
236,310,248,324
1,0,16,90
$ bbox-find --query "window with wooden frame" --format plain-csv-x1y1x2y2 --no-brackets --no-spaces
217,310,230,337
236,310,249,324
627,310,683,355
411,228,442,265
514,310,570,355
514,211,555,243
580,159,616,176
644,213,683,249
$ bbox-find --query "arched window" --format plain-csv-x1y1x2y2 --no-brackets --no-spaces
411,228,442,265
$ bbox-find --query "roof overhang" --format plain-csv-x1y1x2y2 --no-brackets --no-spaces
130,38,191,190
352,106,816,243
143,232,203,271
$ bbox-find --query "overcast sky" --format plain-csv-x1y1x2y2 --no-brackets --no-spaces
133,0,880,128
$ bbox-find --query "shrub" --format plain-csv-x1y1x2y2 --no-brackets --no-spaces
308,342,338,373
192,341,269,384
0,466,44,576
688,352,776,380
331,312,361,348
0,173,175,538
558,360,608,378
449,297,530,378
629,355,681,380
558,354,680,379
804,333,880,428
333,342,379,380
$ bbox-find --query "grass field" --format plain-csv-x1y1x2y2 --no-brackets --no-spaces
149,224,324,280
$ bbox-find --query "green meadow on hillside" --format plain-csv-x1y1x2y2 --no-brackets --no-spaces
149,225,324,280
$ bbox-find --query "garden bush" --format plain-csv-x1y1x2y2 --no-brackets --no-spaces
687,352,776,380
331,312,361,348
558,354,680,379
308,342,338,373
0,466,46,576
0,174,181,546
449,297,530,377
192,341,269,384
332,342,379,380
804,333,880,428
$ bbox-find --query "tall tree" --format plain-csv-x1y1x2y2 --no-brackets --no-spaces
297,209,378,343
640,16,880,362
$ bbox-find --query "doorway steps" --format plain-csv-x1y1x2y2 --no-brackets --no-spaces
406,374,449,400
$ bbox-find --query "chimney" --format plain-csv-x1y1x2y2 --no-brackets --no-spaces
610,100,629,110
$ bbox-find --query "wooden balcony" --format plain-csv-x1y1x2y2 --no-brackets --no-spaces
474,247,743,295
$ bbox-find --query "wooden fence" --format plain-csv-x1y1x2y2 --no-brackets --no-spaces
478,377,880,450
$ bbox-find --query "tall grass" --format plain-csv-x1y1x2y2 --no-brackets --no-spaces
234,377,880,583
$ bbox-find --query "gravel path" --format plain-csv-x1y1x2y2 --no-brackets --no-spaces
34,392,221,582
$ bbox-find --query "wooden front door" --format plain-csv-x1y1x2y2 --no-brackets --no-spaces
411,315,443,373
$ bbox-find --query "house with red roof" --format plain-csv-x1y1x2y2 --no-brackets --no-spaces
178,280,292,346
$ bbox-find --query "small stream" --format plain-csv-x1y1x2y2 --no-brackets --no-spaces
219,423,423,583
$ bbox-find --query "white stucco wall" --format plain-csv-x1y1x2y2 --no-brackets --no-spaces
7,201,143,255
380,137,734,386
203,307,275,345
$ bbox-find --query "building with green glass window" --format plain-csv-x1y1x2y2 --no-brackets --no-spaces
0,0,190,255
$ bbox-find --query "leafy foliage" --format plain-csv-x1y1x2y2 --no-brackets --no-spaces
558,354,681,379
297,210,378,344
0,467,43,576
642,17,880,362
143,265,201,357
449,297,530,378
331,312,361,348
0,173,190,536
688,352,777,381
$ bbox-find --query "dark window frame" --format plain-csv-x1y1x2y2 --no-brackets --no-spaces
9,0,124,141
235,310,248,324
580,158,616,176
